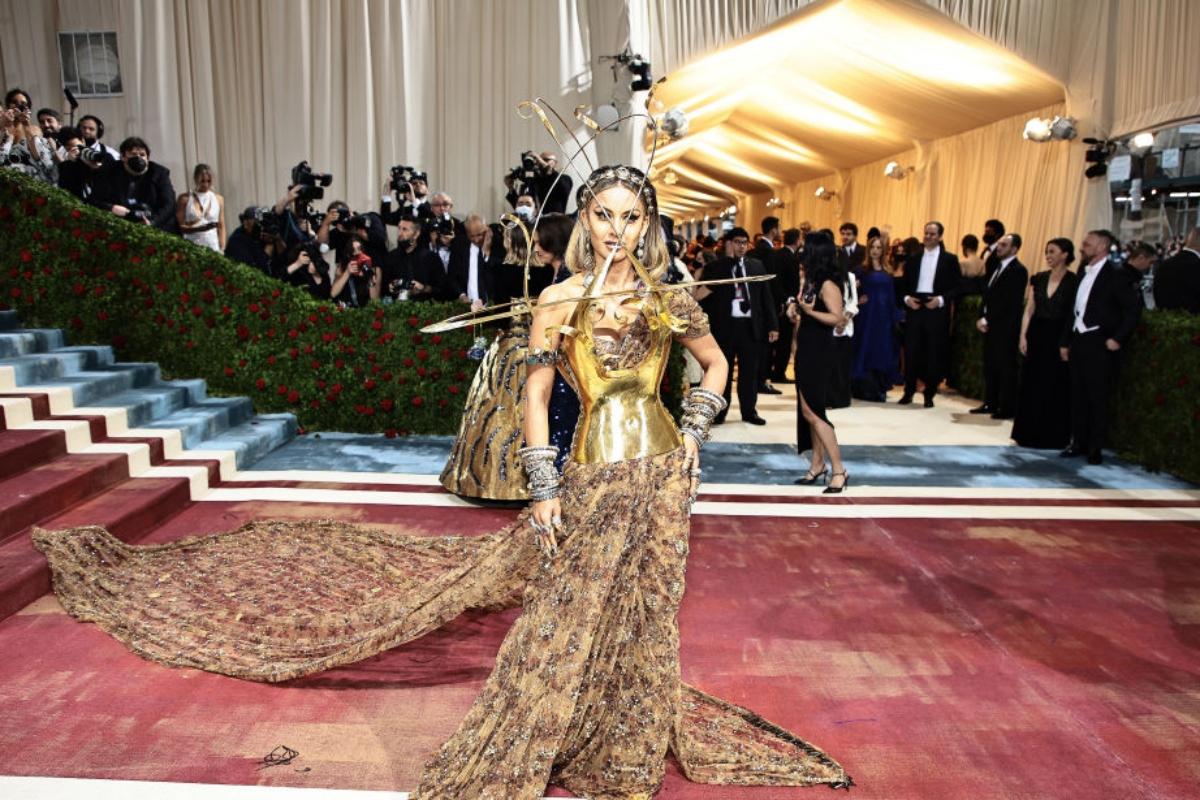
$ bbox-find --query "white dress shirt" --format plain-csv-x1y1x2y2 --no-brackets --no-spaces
731,258,751,318
466,243,482,301
1073,257,1106,333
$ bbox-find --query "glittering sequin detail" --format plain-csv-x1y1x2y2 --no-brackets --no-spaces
440,327,530,499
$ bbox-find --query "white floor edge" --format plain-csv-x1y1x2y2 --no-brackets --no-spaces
0,776,573,800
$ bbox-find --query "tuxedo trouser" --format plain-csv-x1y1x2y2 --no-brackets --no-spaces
903,306,950,398
718,318,761,418
984,320,1021,414
1068,330,1118,454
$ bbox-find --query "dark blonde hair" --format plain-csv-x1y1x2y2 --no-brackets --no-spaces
564,165,669,281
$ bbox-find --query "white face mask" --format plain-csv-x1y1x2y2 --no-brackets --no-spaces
515,205,534,220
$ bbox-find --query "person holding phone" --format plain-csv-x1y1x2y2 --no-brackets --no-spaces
0,88,57,184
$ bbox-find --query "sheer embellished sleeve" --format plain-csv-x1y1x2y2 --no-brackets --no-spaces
666,289,711,339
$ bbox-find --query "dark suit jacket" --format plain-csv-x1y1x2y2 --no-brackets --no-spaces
699,256,778,341
837,243,866,273
1060,259,1141,346
752,239,775,266
87,160,176,230
981,257,1028,331
1154,250,1200,312
901,246,962,303
771,247,802,311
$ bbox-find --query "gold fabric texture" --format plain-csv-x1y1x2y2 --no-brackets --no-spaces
34,285,851,798
440,324,530,500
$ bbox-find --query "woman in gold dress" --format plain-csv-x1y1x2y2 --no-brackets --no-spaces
439,224,553,499
34,166,853,798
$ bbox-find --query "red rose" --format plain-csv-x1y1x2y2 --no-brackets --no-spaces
417,349,429,361
403,357,414,367
407,316,419,328
438,398,449,408
255,378,266,390
385,428,398,438
19,249,32,262
224,367,235,377
331,382,344,394
310,399,321,409
72,283,86,296
97,310,108,321
70,208,82,219
277,384,288,396
411,396,424,407
449,385,461,395
238,358,248,367
249,302,260,313
311,359,320,369
380,398,394,411
8,287,22,300
287,390,300,403
432,334,442,344
289,348,299,359
371,320,383,331
364,379,377,390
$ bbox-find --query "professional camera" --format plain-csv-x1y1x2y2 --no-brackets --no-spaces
291,160,333,202
126,200,152,223
80,145,114,167
389,165,422,195
433,215,455,236
334,206,371,230
254,208,284,239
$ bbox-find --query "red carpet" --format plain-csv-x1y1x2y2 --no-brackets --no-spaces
1,502,1198,799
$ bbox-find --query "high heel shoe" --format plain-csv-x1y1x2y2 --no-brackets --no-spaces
794,467,829,485
823,471,850,494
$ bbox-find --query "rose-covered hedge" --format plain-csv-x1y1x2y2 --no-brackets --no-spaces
949,294,1200,484
0,170,687,435
1111,310,1200,483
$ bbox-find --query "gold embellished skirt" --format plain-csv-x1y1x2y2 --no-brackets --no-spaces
34,448,852,798
440,324,529,500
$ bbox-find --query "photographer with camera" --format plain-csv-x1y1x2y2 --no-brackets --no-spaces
284,241,331,300
317,199,388,267
1,88,57,184
380,166,431,225
504,150,572,214
87,136,176,230
76,114,119,170
54,127,90,199
383,215,446,302
266,161,333,247
225,206,288,277
330,238,381,308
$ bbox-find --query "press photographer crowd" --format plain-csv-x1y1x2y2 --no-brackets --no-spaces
4,85,1200,466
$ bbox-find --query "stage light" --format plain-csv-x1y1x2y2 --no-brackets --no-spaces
765,196,785,209
660,108,688,139
884,160,913,180
1023,117,1052,142
814,185,836,201
663,170,679,185
1129,131,1155,155
1025,115,1076,143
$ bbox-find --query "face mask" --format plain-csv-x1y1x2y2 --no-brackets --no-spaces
515,205,534,220
127,156,148,174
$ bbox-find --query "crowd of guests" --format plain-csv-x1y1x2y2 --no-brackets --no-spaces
681,214,1200,475
6,86,1200,474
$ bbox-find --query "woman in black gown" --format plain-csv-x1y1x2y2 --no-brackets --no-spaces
1012,237,1078,448
791,233,850,492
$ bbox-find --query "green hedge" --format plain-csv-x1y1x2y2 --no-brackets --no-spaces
0,171,685,435
947,295,985,401
948,294,1200,484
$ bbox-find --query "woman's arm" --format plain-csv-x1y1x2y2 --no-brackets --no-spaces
799,279,844,327
679,333,727,398
175,194,190,232
1018,280,1034,355
217,194,227,249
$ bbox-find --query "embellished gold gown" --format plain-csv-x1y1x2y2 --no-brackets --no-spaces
439,319,531,500
34,288,853,799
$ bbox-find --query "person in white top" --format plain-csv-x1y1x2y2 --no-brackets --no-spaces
176,163,226,252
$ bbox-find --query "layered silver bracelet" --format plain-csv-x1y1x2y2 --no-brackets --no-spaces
518,445,561,501
525,348,559,367
679,387,727,449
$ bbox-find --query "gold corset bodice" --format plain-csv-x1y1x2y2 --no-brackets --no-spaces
560,289,683,464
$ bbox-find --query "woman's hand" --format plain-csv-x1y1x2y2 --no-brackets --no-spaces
529,498,561,556
682,435,702,505
1019,335,1027,356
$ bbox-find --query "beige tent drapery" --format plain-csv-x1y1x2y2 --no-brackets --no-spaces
1,0,1197,230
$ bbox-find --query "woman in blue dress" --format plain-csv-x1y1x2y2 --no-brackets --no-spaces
851,236,903,402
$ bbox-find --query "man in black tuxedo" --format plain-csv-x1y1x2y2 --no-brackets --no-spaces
837,222,865,273
1154,227,1200,312
768,228,803,383
899,221,962,407
972,233,1028,419
699,227,778,424
445,214,493,306
1059,230,1141,464
753,216,782,394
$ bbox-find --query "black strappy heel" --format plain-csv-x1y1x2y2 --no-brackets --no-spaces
823,471,850,494
794,467,829,486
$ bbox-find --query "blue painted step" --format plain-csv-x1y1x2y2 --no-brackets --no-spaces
0,329,65,359
196,414,299,470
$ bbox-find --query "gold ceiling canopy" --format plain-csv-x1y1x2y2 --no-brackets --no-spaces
648,0,1065,218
